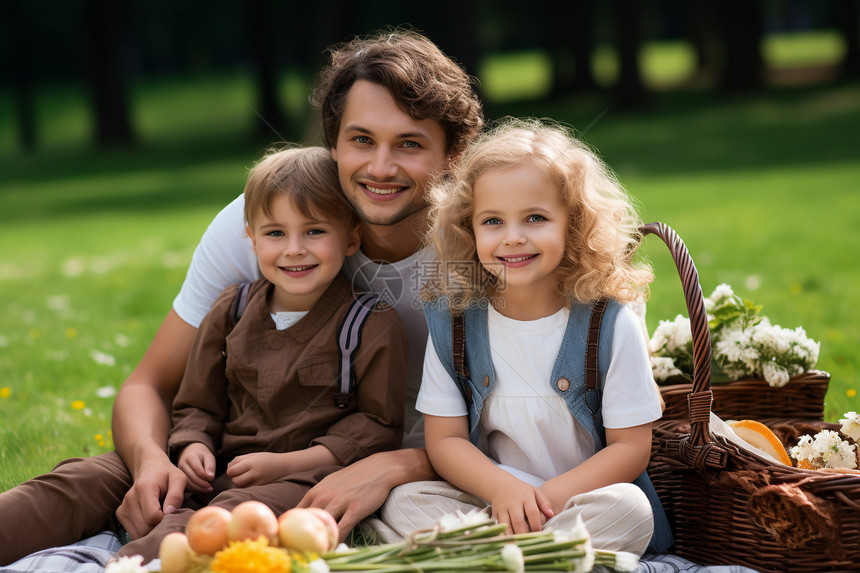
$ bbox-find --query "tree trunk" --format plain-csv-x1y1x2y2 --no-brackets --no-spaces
612,0,651,108
244,0,289,141
548,0,597,95
836,0,860,79
9,0,36,152
717,0,764,92
84,0,135,148
685,0,719,80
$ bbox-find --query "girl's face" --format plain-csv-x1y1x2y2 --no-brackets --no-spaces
471,162,568,307
247,193,360,312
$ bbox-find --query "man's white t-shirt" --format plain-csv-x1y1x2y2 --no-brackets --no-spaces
173,193,432,447
417,303,662,485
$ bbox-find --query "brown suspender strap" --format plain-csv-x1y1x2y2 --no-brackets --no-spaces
585,298,609,417
452,312,467,378
451,312,472,404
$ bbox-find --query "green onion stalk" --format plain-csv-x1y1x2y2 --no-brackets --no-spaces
321,512,638,573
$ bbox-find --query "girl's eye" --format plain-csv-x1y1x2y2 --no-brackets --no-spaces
526,214,547,223
482,217,502,226
307,228,326,236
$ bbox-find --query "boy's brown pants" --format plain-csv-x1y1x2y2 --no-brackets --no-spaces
0,451,339,565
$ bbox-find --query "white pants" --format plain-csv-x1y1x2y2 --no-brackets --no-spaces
371,480,654,556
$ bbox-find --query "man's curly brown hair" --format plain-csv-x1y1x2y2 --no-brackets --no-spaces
312,28,483,157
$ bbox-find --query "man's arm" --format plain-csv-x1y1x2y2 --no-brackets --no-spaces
112,309,196,539
297,447,437,541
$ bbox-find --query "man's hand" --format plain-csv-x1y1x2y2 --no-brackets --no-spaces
296,456,391,541
297,449,435,541
115,458,187,540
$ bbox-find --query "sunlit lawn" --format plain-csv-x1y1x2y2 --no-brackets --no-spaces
1,32,858,491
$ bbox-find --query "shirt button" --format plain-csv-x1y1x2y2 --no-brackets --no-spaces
557,377,570,392
483,375,489,387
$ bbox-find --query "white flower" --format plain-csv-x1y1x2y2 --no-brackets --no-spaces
308,558,331,573
789,434,815,462
104,555,146,573
436,508,491,532
654,284,820,385
649,315,690,354
813,430,843,462
96,386,117,398
552,513,590,543
501,543,524,572
612,551,641,572
825,440,857,470
710,283,735,304
574,548,595,573
761,361,791,388
89,349,116,367
839,412,860,442
333,542,352,554
46,295,70,311
650,356,682,382
790,430,857,470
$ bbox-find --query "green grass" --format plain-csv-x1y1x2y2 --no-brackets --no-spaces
1,33,858,491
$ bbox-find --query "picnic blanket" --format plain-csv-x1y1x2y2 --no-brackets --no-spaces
0,532,759,573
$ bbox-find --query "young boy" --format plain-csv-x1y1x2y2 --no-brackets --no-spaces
7,147,408,564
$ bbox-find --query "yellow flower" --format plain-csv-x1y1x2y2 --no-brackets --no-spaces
0,387,10,399
95,434,105,447
848,389,857,398
210,537,292,573
71,400,86,410
66,327,77,339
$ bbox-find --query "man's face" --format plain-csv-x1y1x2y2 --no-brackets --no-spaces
331,80,450,227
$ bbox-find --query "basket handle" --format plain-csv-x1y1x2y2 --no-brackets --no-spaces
640,223,728,469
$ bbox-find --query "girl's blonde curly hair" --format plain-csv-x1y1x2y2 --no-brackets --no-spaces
426,118,652,312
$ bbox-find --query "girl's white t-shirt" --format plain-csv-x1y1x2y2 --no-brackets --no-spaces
417,303,662,484
172,193,433,447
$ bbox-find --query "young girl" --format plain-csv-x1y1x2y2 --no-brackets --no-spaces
386,118,672,556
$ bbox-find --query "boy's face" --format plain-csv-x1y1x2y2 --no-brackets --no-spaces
331,80,450,228
247,194,359,312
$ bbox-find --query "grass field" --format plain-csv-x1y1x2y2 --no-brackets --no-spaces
1,32,858,491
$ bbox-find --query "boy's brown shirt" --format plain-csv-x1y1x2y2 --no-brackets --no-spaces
169,273,407,466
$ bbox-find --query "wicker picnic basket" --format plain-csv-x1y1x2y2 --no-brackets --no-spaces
658,370,830,422
641,222,860,573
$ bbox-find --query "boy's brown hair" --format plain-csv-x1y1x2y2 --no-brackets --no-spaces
312,28,483,157
243,146,357,230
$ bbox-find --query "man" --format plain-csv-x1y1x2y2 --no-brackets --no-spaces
0,28,483,567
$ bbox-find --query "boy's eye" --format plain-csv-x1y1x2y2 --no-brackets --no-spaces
526,214,547,223
266,230,284,237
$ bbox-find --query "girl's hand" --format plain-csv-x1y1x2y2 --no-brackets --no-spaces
227,452,286,487
177,443,215,493
489,478,554,534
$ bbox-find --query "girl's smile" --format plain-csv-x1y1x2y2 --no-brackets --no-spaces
496,253,539,267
